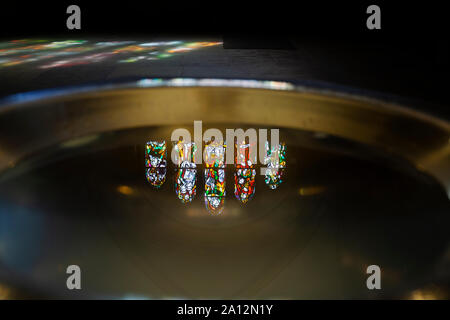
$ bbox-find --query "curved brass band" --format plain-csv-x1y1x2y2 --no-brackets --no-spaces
0,85,448,193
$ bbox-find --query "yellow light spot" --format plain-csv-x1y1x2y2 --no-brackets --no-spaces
117,185,134,196
409,289,438,300
0,284,11,300
299,186,326,196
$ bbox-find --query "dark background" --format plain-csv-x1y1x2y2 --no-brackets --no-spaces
0,1,447,44
0,1,448,116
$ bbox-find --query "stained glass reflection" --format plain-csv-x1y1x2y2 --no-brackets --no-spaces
264,142,286,189
234,141,256,203
142,138,288,214
145,141,167,188
204,141,226,215
204,196,225,215
173,140,197,203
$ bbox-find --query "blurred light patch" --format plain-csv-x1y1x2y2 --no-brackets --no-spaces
298,186,327,196
117,185,134,196
0,284,11,299
60,134,99,148
408,289,439,300
121,294,151,300
186,208,204,217
135,78,295,91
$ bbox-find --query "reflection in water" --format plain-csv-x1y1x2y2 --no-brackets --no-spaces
204,196,226,215
234,142,256,204
146,167,167,188
204,140,226,215
145,141,167,188
145,139,288,213
173,140,197,203
264,142,286,189
1,125,449,299
204,169,226,215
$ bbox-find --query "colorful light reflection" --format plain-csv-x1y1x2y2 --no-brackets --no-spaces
173,140,197,203
234,142,256,204
145,141,167,188
143,139,287,215
264,142,286,190
0,39,222,69
204,140,226,215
